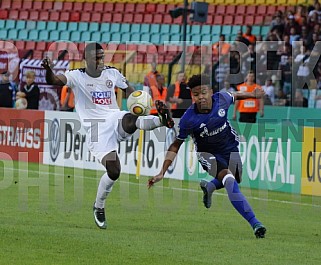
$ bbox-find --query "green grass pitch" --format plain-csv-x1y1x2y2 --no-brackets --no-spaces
0,161,320,265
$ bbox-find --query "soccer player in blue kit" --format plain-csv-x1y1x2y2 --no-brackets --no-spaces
148,74,267,238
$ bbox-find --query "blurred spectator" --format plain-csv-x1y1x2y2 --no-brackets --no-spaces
149,74,167,115
243,25,257,45
262,78,275,105
295,5,306,25
274,89,289,106
241,43,256,75
220,80,236,94
19,71,40,110
144,62,159,88
270,11,285,35
294,45,310,90
0,71,16,108
293,89,308,107
235,30,250,46
213,56,230,91
60,85,75,112
212,34,231,58
233,71,264,123
279,56,293,95
166,72,192,118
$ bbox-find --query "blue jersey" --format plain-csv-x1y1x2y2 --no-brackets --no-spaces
177,92,239,155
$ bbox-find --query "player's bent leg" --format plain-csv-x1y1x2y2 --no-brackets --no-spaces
155,100,174,128
121,113,162,133
222,173,266,238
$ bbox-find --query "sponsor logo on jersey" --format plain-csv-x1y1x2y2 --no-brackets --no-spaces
200,122,227,137
106,80,113,88
91,91,112,105
218,109,225,117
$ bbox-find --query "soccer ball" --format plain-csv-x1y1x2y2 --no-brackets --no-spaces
127,90,153,116
15,98,28,110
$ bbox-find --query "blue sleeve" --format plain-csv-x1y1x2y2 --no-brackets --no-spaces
177,115,192,140
216,92,234,109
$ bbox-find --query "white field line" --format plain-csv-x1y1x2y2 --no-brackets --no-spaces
3,167,321,208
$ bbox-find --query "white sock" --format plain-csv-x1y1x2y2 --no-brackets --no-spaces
135,115,161,130
94,172,114,209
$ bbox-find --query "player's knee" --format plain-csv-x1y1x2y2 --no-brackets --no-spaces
122,113,138,134
107,166,121,181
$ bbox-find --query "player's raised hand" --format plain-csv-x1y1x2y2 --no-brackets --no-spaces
147,173,164,189
41,57,53,70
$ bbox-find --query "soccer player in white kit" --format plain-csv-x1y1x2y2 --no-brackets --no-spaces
42,43,174,229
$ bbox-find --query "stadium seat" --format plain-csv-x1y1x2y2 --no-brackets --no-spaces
43,1,53,10
266,6,276,16
136,3,146,13
18,29,28,40
81,32,91,42
33,1,43,10
133,14,143,24
70,31,81,42
216,6,226,15
83,2,94,12
37,21,46,30
0,10,8,19
60,12,70,22
26,20,36,30
16,20,26,30
113,13,123,23
246,6,256,15
93,3,104,12
22,1,33,10
232,25,242,34
111,33,121,42
53,2,63,10
236,5,246,15
244,16,255,25
9,10,19,20
28,29,39,41
74,2,83,12
79,22,89,32
213,15,223,25
89,23,99,33
49,12,60,21
57,22,67,31
12,1,22,10
39,11,49,21
131,33,141,42
103,3,114,13
121,24,131,33
150,34,160,44
81,12,91,22
38,30,49,41
29,11,39,21
5,20,16,29
222,25,232,35
114,3,125,13
125,3,135,13
62,1,74,12
102,13,112,23
211,25,221,35
224,16,234,25
163,14,173,24
70,12,80,22
25,41,36,50
91,13,102,23
122,32,131,42
110,24,120,33
15,40,25,50
60,31,70,41
144,14,153,24
1,0,11,9
146,3,156,13
234,16,244,25
156,4,166,13
36,41,47,52
49,30,60,41
123,13,134,24
141,24,150,33
255,16,264,25
100,23,110,33
91,32,101,42
226,6,236,14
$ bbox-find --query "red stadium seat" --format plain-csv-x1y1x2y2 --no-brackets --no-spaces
39,11,49,21
70,12,80,22
224,15,234,25
33,1,43,10
36,41,47,51
153,14,163,24
146,3,156,13
53,2,63,10
25,41,36,50
12,1,22,10
123,13,134,23
60,12,70,22
208,4,215,14
0,10,8,19
9,10,19,20
226,6,236,14
216,5,226,15
103,3,114,12
255,16,264,25
133,13,143,23
81,12,91,22
136,3,146,13
213,15,223,25
94,3,104,12
19,10,29,20
43,1,53,10
114,3,125,13
73,2,83,12
15,40,25,50
113,13,123,23
22,1,33,10
156,4,166,14
206,14,213,24
49,11,60,21
83,2,94,12
125,3,135,13
102,13,112,23
29,11,39,21
236,5,246,15
246,6,256,15
165,4,176,13
234,15,244,25
144,14,153,24
91,13,102,23
163,14,173,24
257,6,267,15
1,0,11,9
244,15,254,25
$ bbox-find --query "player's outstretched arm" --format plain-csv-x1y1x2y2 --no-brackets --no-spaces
147,139,184,188
41,58,67,86
234,88,265,100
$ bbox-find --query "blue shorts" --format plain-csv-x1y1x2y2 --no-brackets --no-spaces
197,148,243,182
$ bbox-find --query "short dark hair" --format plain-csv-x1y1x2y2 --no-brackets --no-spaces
187,74,211,89
84,42,103,59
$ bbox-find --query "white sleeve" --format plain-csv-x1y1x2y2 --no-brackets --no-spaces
64,70,76,89
114,70,128,89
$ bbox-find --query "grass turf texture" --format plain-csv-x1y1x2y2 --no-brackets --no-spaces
1,161,321,265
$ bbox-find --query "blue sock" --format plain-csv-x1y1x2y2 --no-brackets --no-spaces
210,178,224,190
224,175,260,228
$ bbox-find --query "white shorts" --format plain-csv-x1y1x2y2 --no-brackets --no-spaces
86,110,131,162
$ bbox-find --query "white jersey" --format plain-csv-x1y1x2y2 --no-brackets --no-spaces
64,66,128,130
